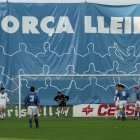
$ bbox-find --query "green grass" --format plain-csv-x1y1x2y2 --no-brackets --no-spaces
0,117,140,140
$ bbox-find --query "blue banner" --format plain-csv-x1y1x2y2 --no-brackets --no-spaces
0,3,139,105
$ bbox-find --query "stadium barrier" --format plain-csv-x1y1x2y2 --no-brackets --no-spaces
73,104,135,117
4,103,135,118
5,106,72,118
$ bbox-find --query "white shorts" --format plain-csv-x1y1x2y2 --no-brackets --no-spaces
27,106,39,116
119,101,127,109
0,103,6,109
135,101,140,108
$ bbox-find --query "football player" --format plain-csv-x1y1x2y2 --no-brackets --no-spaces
54,91,69,117
0,87,9,120
115,84,130,121
24,86,40,128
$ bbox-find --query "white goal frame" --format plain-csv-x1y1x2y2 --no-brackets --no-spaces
18,74,140,118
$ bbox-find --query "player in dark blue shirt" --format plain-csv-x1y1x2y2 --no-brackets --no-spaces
115,84,130,121
24,86,40,128
54,91,69,117
133,86,140,120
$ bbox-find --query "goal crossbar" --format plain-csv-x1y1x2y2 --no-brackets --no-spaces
18,74,140,77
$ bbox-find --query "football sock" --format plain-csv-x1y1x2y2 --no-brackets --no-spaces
121,112,125,118
57,110,60,117
115,111,117,118
29,118,32,127
64,110,67,117
115,110,120,118
34,118,39,127
2,113,4,118
117,110,120,117
135,111,138,117
0,112,2,119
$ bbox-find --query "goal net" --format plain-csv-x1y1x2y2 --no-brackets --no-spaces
18,74,140,118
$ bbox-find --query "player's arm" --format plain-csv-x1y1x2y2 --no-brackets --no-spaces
138,93,140,101
6,94,10,104
127,93,130,102
115,92,119,102
37,102,40,111
54,96,58,102
64,95,69,101
36,96,40,110
54,96,63,104
114,96,117,102
54,96,61,103
136,94,139,101
6,97,10,103
114,90,118,102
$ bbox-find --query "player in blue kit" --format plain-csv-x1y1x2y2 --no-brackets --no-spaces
24,86,40,128
115,84,130,121
114,84,121,119
133,86,140,120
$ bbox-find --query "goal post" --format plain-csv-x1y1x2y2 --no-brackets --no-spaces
18,74,21,118
18,74,140,118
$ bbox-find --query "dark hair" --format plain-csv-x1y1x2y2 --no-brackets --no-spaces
120,84,125,89
134,85,139,90
30,86,35,92
1,87,5,91
115,84,120,87
57,91,62,94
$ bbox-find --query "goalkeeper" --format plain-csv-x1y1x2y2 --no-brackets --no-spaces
54,91,69,117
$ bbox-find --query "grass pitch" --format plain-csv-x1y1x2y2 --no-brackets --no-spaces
0,117,140,140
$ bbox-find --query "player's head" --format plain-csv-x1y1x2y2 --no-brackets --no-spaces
115,84,120,91
57,91,62,96
30,86,35,93
119,84,125,90
134,85,139,93
1,87,5,94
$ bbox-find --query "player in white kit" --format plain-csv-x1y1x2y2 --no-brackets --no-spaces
0,88,9,119
114,84,121,119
